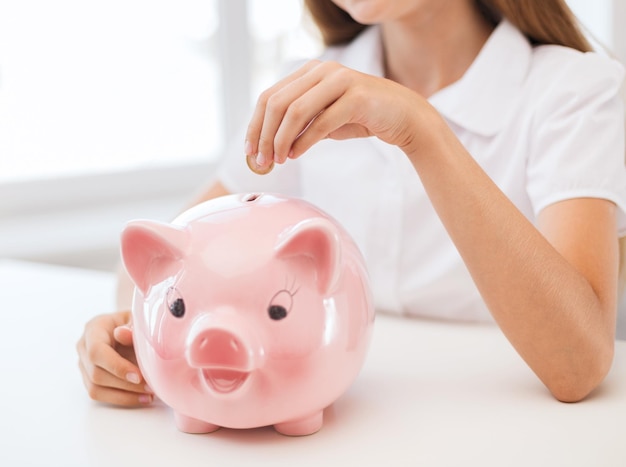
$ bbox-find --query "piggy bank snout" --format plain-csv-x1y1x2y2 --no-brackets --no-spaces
186,321,263,396
187,328,257,371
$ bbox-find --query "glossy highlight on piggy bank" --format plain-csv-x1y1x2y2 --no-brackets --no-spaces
120,193,375,436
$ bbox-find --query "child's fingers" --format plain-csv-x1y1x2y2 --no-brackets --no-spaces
85,340,143,387
77,312,151,406
245,59,321,170
80,316,141,382
79,361,152,407
78,355,146,394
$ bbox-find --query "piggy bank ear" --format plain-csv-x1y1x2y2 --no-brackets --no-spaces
275,218,342,295
120,220,189,295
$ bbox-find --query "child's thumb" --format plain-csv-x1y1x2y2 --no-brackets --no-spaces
113,324,134,346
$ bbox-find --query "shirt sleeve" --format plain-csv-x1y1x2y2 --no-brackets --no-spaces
526,49,626,235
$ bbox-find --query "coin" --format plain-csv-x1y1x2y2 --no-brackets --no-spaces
246,154,274,175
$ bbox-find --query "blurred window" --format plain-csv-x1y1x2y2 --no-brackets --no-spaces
0,1,618,184
0,0,321,183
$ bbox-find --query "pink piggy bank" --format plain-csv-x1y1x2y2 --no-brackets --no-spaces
120,192,374,436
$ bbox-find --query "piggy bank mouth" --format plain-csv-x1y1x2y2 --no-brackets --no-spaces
201,368,250,394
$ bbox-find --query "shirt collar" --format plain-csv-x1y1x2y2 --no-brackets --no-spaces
429,20,532,136
333,20,532,137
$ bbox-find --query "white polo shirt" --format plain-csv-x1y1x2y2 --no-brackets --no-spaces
217,20,626,322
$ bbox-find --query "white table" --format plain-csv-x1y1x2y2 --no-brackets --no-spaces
1,259,624,467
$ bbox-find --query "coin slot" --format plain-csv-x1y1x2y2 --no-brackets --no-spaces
243,193,261,202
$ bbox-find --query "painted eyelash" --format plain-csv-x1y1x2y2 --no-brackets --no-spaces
284,275,300,297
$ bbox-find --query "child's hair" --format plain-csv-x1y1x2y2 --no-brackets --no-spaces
304,0,592,52
476,0,591,51
303,0,626,294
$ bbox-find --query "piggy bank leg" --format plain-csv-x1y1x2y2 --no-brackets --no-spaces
174,412,220,434
273,411,323,436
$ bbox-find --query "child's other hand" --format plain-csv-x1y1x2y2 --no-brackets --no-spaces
77,311,153,407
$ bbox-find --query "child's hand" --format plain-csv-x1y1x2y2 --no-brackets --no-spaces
244,59,439,171
77,310,153,407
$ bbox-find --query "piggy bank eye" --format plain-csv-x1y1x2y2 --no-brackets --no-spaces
268,289,293,321
166,287,185,318
268,305,287,320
